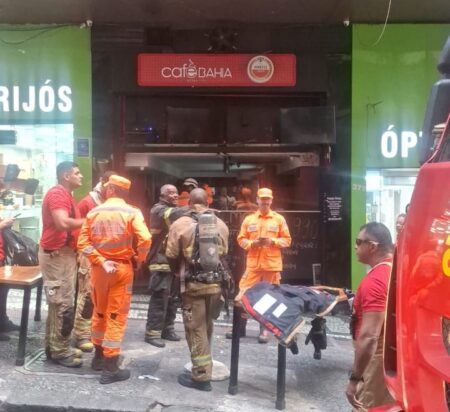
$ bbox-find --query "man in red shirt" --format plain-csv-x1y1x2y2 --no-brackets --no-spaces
73,170,116,353
39,161,85,368
346,222,394,411
0,216,18,338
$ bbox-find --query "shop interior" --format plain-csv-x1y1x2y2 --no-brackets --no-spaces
0,123,74,242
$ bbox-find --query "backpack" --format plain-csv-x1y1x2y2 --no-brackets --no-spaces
189,211,230,285
2,228,39,266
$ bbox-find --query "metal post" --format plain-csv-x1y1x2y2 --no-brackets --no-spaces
275,343,286,410
228,303,241,395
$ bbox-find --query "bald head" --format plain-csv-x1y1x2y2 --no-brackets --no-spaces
159,184,178,205
189,188,208,207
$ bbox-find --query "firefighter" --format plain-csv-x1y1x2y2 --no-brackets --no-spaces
236,187,291,343
166,188,229,391
39,161,85,367
73,170,116,353
144,184,185,347
77,175,151,384
178,178,198,207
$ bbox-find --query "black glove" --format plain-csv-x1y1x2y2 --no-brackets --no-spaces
305,317,327,360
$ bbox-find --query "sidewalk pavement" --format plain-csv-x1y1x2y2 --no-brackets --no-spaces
0,290,353,412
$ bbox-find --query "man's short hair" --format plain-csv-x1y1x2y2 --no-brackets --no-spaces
360,222,393,253
56,161,78,180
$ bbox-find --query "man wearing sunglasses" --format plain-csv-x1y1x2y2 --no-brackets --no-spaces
346,222,394,411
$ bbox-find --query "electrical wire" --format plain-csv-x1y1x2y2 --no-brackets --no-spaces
357,0,392,47
0,25,72,46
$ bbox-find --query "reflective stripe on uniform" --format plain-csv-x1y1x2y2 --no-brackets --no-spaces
149,263,170,271
93,239,133,250
163,207,174,227
91,330,105,339
192,354,212,367
102,340,121,348
89,206,138,215
81,246,95,256
150,228,162,235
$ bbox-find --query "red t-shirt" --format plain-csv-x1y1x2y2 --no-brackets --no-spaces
40,185,80,250
352,259,392,339
77,194,97,218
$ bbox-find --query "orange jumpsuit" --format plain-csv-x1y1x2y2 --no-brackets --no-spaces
237,209,291,294
77,197,151,357
178,191,190,207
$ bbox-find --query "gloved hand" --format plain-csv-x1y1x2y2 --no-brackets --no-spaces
305,317,327,360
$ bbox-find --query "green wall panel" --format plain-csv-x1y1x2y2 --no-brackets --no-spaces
351,24,450,287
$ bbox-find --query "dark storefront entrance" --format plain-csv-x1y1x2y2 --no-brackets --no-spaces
92,25,352,288
120,93,332,286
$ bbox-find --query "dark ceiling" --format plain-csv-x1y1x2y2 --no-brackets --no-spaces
0,0,449,28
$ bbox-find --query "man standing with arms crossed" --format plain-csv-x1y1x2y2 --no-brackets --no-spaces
39,161,85,367
73,170,116,353
166,188,229,391
236,187,291,343
345,222,394,411
144,184,185,347
78,175,151,384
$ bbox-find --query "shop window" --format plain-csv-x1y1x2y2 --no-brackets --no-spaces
0,123,74,242
366,169,418,239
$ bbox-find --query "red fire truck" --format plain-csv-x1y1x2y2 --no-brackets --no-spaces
374,37,450,412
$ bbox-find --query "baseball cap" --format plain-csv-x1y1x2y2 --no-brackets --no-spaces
104,175,131,190
183,178,199,188
257,188,273,199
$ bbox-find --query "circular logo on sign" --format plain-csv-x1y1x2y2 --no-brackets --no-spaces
247,55,274,83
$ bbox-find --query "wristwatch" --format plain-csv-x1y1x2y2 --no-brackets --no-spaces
349,372,363,382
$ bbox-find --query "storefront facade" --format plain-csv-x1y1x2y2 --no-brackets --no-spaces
351,24,450,287
0,25,92,241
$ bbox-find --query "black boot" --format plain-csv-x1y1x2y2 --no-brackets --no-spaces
161,329,181,341
177,373,212,391
91,345,104,371
100,355,130,384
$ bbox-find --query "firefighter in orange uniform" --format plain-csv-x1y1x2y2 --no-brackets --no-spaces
77,175,151,384
237,187,291,343
178,178,199,207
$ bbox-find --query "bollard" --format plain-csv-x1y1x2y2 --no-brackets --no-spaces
275,344,286,410
228,303,241,395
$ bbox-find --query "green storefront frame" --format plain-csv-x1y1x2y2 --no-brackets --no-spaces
351,24,450,288
0,25,92,198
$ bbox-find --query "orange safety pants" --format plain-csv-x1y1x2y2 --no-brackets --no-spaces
90,262,133,358
237,270,280,300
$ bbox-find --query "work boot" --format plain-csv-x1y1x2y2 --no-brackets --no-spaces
161,329,181,341
0,318,20,333
177,373,212,392
76,338,94,353
100,355,130,384
52,353,83,368
225,318,247,339
46,347,82,361
258,326,269,344
91,345,104,371
144,330,165,348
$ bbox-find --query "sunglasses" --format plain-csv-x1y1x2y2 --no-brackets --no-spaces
355,238,379,246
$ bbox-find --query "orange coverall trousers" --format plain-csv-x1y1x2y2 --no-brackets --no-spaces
90,262,133,358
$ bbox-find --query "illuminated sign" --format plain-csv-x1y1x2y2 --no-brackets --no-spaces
137,54,296,87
